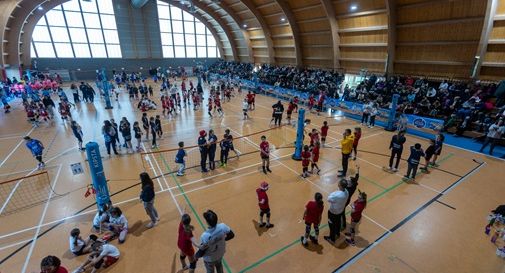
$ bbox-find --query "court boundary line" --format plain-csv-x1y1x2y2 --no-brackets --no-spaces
20,164,62,273
0,154,292,243
0,127,35,170
332,160,485,272
237,153,455,273
157,149,234,273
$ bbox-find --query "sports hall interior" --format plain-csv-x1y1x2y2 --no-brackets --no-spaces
0,0,505,273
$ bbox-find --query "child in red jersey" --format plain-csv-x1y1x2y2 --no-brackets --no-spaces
260,135,271,174
310,129,320,146
301,145,311,178
311,142,321,175
257,182,274,228
352,127,362,160
308,95,315,112
286,100,298,126
321,121,329,147
177,214,197,273
214,97,223,117
345,191,367,246
301,192,324,246
161,95,169,116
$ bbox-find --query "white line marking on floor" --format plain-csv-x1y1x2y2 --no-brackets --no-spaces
0,127,35,169
21,163,62,273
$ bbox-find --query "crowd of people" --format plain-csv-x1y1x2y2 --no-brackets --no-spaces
209,60,505,142
5,60,505,273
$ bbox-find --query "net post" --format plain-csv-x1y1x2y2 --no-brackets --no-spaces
386,94,399,131
99,68,113,109
292,108,305,161
85,142,111,210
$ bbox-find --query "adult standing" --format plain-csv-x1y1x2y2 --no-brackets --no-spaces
271,101,284,127
338,129,354,177
102,120,119,156
208,129,218,170
139,172,159,228
324,180,348,244
199,210,235,273
479,119,505,156
120,117,133,153
198,130,209,173
42,95,56,119
79,82,88,103
388,130,406,172
24,136,45,169
70,83,80,103
70,120,84,151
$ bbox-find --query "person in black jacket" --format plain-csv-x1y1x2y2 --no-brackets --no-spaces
272,101,284,127
140,172,159,228
388,131,406,172
342,165,360,230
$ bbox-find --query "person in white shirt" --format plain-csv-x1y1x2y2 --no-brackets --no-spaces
242,98,249,120
69,228,98,256
105,207,128,244
73,241,120,273
479,119,505,156
198,210,235,273
324,180,349,244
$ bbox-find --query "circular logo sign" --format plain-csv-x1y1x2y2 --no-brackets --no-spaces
413,118,426,128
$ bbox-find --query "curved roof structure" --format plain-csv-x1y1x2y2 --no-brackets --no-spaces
1,0,504,80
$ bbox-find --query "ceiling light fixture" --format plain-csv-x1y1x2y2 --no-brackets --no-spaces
350,5,357,11
243,24,247,28
37,6,43,10
280,17,286,22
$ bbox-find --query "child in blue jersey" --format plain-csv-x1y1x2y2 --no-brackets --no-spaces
176,142,186,176
404,143,425,181
24,136,45,169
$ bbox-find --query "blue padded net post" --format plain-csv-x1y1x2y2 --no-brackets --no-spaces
85,142,111,210
292,108,305,161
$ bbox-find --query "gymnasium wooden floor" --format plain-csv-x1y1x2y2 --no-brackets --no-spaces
0,78,504,273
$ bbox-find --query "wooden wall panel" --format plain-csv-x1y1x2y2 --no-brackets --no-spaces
397,0,487,23
302,47,333,58
480,67,505,80
490,20,505,39
483,44,505,62
290,0,320,9
334,0,386,15
270,25,293,35
249,29,266,37
298,21,331,32
340,47,387,59
276,48,296,58
340,30,388,44
293,8,325,21
498,0,505,14
273,39,295,46
337,14,388,29
304,59,333,68
396,45,477,62
340,61,385,73
397,22,484,41
251,40,268,47
395,63,471,78
301,35,333,45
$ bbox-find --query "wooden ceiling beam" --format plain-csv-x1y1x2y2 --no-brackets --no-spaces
397,17,483,28
386,0,397,76
336,9,387,19
240,0,275,63
320,0,341,70
339,25,387,33
272,0,302,66
474,0,498,78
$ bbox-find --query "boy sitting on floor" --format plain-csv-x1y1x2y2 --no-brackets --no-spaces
72,241,120,273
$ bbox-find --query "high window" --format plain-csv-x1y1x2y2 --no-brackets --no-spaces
157,1,220,58
31,0,121,58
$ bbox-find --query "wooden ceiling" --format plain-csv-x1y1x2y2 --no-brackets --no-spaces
1,0,504,80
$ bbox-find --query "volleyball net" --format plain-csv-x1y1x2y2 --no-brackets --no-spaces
0,171,63,216
141,126,294,177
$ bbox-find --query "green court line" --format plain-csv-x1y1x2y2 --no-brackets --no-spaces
360,175,388,190
157,151,233,273
238,153,454,273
